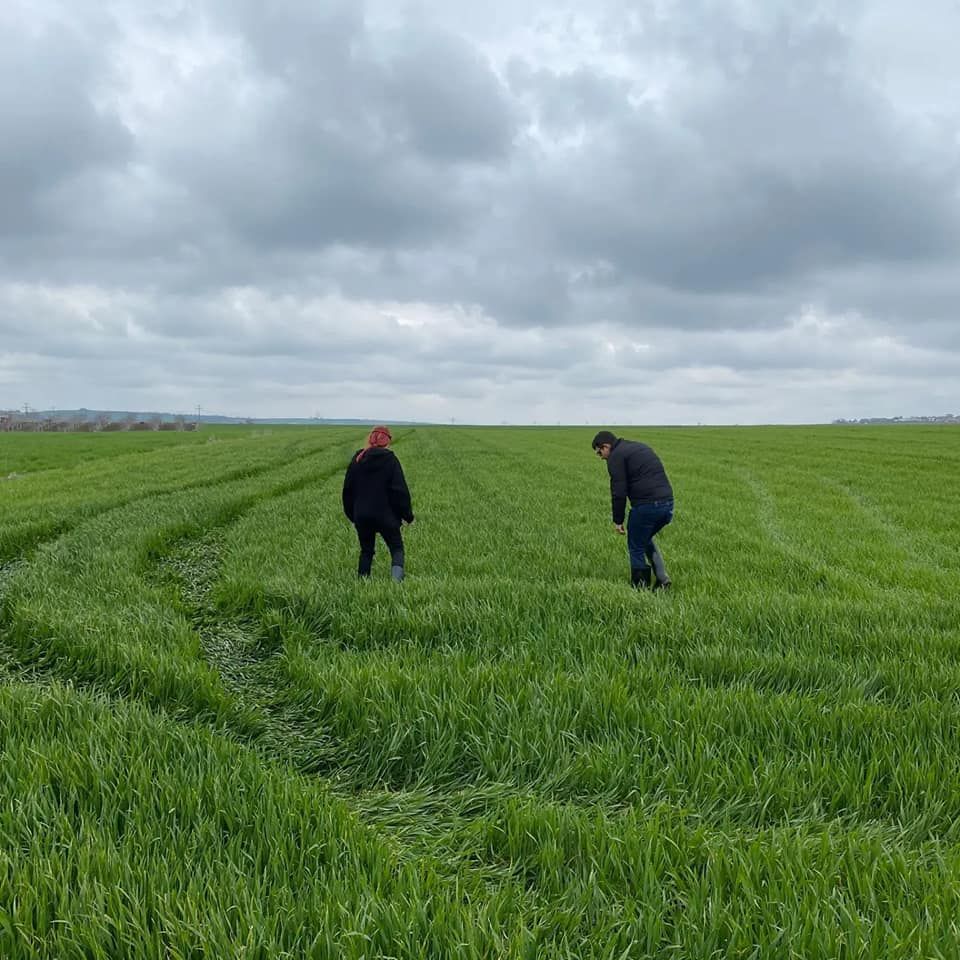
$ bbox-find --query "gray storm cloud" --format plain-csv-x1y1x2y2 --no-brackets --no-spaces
1,0,958,422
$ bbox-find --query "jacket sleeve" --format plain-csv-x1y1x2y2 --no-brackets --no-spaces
608,451,628,525
389,457,414,523
342,457,357,520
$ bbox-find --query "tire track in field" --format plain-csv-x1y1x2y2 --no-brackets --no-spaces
738,465,959,595
2,437,344,717
145,437,415,773
0,451,359,772
155,526,342,776
822,478,958,577
1,476,531,908
0,438,354,704
1,428,410,706
0,560,35,682
0,436,340,563
0,437,348,669
0,561,56,686
153,525,567,892
733,466,873,592
149,452,536,889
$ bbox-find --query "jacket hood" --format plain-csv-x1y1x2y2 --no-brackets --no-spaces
355,447,394,469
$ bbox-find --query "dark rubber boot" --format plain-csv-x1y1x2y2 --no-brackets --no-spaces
650,544,671,589
391,564,405,582
631,567,651,589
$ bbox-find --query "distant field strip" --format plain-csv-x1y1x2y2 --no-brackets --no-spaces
1,424,959,958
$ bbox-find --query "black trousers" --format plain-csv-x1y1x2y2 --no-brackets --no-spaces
355,522,404,576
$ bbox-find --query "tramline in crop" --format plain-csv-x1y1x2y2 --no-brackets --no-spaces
1,424,958,958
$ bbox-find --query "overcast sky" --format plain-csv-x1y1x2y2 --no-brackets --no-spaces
2,0,959,424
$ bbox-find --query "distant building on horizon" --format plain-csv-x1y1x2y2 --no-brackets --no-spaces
832,414,959,425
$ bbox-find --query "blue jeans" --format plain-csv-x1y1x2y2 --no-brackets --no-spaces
627,500,674,573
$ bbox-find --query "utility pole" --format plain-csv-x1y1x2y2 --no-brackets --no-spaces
196,404,201,429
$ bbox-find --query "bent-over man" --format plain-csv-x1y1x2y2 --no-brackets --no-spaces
592,430,674,589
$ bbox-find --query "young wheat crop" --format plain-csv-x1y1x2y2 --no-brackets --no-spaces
1,424,958,958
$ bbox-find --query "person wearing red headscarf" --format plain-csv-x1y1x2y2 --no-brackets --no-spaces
342,425,415,580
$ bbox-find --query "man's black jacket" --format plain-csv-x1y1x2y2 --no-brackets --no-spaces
342,447,414,528
606,438,673,524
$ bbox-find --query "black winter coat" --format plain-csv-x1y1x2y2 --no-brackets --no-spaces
342,448,414,527
606,438,673,524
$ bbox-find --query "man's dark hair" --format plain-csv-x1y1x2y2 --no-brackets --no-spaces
591,430,617,449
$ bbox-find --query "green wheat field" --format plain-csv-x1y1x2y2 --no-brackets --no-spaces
1,424,959,959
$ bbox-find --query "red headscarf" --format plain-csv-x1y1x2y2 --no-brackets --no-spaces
355,425,392,461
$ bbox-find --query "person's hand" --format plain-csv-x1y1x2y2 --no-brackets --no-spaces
613,523,625,535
